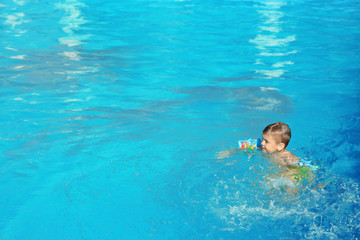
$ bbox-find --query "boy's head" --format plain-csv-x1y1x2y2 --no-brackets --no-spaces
261,122,291,153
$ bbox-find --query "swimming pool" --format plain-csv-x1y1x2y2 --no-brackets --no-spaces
1,0,359,239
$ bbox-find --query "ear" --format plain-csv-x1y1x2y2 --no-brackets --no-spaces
277,142,286,151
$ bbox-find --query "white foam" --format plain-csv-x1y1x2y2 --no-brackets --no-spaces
10,55,26,60
262,2,287,8
59,38,81,47
255,59,264,65
12,65,25,69
5,47,18,51
60,51,81,61
64,97,93,103
4,13,28,28
252,97,281,111
59,34,91,47
56,0,89,47
272,61,294,68
13,0,25,6
250,34,296,47
255,69,286,78
260,50,297,56
259,26,281,33
257,10,284,24
260,87,279,91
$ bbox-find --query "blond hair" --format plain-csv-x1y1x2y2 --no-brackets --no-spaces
263,122,291,148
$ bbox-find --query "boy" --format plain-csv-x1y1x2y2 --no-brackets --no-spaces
217,122,298,165
218,122,318,187
216,122,317,186
262,122,319,184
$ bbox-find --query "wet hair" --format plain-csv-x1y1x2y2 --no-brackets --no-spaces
263,122,291,148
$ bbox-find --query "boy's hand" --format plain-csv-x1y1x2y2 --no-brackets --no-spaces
216,150,232,159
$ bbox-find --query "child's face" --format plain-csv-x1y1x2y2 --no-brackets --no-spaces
261,134,283,153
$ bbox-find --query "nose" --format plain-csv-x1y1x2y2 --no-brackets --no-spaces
261,139,265,146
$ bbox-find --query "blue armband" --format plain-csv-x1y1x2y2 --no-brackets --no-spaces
238,138,262,150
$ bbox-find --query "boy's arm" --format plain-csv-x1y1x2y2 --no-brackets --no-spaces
216,148,241,159
216,138,262,159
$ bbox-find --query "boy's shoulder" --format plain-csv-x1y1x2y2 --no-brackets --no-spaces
281,150,300,165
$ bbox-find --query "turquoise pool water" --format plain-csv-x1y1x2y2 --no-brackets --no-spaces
1,0,360,239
